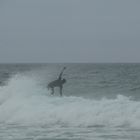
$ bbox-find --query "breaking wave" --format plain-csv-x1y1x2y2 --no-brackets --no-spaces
0,74,140,128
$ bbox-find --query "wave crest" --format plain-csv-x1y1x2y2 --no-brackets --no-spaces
0,74,140,128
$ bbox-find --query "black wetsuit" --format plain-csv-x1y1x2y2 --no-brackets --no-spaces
47,67,66,96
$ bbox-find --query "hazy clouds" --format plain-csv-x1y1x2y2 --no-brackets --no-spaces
0,0,140,63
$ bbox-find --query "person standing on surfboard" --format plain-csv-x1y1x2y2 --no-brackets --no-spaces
47,67,66,96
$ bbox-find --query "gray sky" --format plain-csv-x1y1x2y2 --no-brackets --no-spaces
0,0,140,63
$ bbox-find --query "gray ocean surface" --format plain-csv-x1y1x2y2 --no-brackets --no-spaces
0,63,140,140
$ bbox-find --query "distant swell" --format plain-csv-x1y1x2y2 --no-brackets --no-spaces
0,74,140,128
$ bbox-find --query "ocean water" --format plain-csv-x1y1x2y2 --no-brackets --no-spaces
0,63,140,140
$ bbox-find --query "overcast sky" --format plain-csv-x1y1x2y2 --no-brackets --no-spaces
0,0,140,63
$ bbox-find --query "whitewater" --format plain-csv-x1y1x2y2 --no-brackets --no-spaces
0,63,140,140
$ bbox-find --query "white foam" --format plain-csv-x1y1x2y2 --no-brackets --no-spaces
0,74,140,128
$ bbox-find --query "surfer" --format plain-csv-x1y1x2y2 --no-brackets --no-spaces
47,67,66,96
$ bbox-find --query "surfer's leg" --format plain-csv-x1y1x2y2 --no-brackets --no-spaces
60,86,62,97
51,88,54,95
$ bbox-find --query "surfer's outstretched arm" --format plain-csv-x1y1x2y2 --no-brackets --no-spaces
58,67,66,80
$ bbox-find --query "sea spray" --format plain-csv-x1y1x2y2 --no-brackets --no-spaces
0,74,140,128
